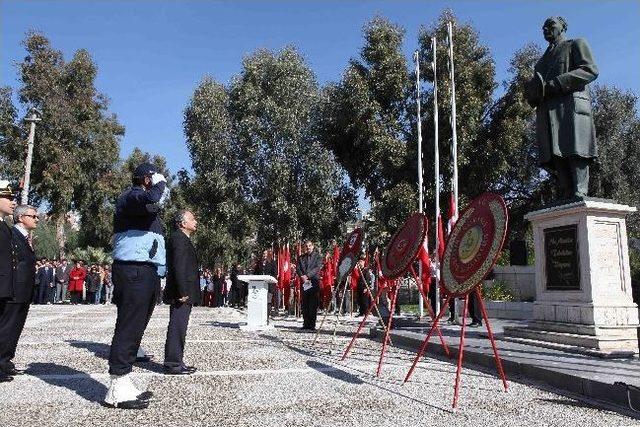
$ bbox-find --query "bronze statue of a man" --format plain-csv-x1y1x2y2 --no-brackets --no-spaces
525,16,599,199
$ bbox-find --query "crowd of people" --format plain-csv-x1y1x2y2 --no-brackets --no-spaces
31,259,113,305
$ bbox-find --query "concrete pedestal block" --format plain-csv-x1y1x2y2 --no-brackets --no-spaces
503,199,639,357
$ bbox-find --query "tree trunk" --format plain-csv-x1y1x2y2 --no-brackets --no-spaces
56,214,66,259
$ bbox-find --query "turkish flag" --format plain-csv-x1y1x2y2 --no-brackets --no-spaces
437,214,446,261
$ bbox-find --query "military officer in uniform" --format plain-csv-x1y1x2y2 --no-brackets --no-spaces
0,180,17,383
525,16,599,199
0,204,38,381
104,163,169,409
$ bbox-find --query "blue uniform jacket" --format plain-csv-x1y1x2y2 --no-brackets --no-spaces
112,182,168,276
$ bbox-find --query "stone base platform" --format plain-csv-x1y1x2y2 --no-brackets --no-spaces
503,321,638,358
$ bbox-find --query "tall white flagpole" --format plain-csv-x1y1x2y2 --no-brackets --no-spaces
432,36,440,315
448,21,459,219
414,50,424,319
447,21,458,323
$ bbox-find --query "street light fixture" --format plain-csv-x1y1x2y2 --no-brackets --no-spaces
21,108,41,205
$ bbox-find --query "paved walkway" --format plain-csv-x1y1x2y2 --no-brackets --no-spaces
0,305,637,426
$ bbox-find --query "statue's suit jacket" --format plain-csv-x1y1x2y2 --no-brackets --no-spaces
530,37,598,168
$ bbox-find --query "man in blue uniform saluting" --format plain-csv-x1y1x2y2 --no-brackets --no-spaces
104,163,169,409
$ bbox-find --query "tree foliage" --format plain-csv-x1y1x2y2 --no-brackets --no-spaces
318,17,413,241
182,48,358,266
590,86,640,234
1,32,124,256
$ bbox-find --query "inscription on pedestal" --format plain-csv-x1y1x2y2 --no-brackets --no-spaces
544,225,580,291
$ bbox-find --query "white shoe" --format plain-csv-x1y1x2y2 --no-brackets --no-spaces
104,374,149,409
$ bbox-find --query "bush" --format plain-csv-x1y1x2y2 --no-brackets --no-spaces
68,246,112,264
482,280,516,301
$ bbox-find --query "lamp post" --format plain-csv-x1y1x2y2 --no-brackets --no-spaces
21,109,41,205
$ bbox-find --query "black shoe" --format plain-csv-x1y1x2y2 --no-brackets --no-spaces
104,398,149,410
181,366,197,374
135,355,154,363
2,367,23,376
164,367,195,376
137,391,153,401
469,321,482,328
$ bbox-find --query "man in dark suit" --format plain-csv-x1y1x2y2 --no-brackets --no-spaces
163,209,201,375
0,180,17,383
36,259,54,304
55,259,71,303
0,205,38,380
296,240,322,330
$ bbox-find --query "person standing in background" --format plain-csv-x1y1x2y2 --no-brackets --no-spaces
296,240,322,330
68,261,86,305
55,259,71,304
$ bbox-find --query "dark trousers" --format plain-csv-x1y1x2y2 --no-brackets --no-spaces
164,302,192,370
108,262,159,376
301,287,319,329
86,291,96,305
37,284,48,304
448,294,482,324
357,285,370,315
70,291,82,305
213,284,223,307
0,301,30,371
469,291,482,324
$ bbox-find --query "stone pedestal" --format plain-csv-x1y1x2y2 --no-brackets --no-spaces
503,199,639,357
238,275,277,332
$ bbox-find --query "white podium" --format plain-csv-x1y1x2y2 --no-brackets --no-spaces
238,275,277,332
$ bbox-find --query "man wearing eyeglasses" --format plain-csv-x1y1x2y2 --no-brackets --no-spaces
0,202,38,382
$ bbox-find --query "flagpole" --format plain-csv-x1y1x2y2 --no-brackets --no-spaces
432,36,441,315
447,22,458,323
414,50,425,320
448,21,459,215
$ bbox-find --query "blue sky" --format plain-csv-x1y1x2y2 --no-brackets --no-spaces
2,0,639,206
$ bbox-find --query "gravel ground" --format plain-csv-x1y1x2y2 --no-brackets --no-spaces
0,305,637,427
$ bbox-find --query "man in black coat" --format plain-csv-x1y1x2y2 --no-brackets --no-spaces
296,240,322,330
36,259,54,304
0,205,38,380
163,209,201,375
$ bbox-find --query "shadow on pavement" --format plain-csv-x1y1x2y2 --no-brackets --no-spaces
26,362,106,403
66,340,165,374
306,360,364,385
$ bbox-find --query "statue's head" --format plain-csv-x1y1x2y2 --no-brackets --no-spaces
542,16,567,43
